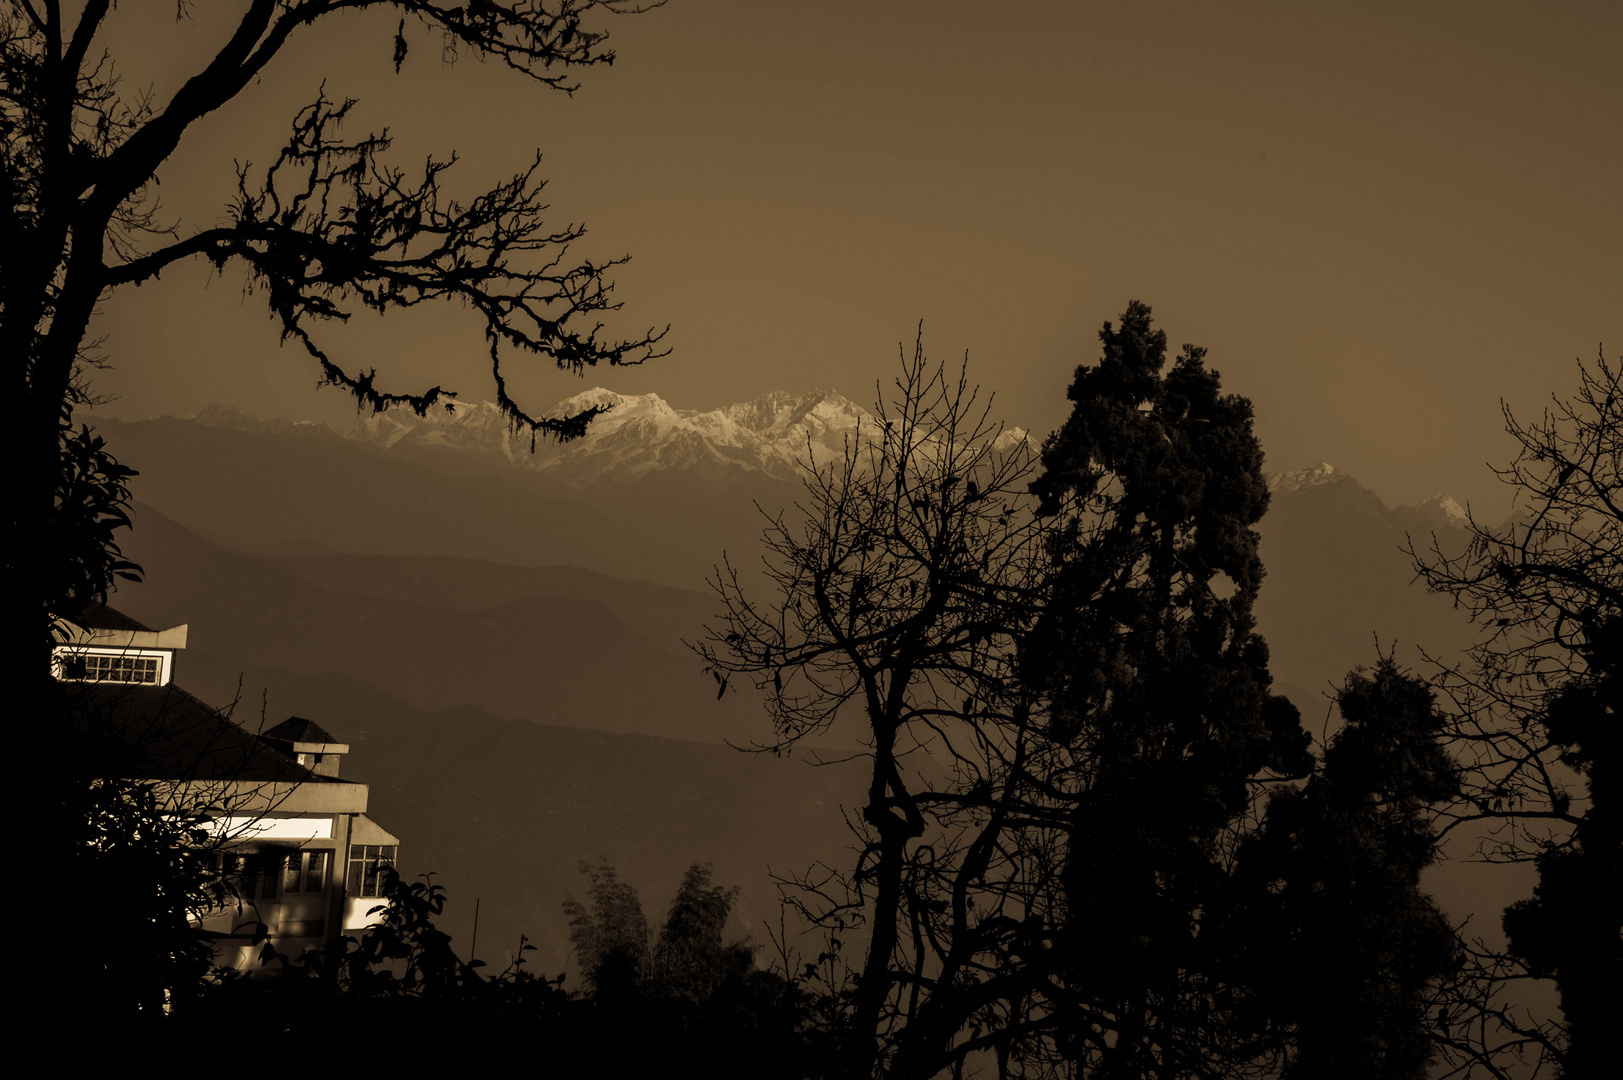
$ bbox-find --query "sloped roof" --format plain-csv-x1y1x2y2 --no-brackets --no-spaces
55,681,340,785
56,601,186,650
76,601,154,633
263,716,342,746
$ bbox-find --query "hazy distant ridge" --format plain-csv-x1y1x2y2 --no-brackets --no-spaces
1265,460,1470,530
123,399,1484,703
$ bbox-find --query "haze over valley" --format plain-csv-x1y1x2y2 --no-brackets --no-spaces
92,388,1506,963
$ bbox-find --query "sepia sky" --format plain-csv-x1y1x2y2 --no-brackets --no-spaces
91,1,1620,519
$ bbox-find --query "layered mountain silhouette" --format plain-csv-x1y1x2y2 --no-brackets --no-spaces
110,503,865,967
1254,460,1478,719
217,669,863,973
89,392,1493,959
116,503,761,743
97,396,1481,707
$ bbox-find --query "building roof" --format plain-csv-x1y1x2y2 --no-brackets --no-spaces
56,681,342,785
263,716,342,746
54,601,187,651
76,600,155,633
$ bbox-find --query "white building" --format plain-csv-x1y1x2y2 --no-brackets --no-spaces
55,602,403,970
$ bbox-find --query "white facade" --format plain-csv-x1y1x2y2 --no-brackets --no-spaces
60,605,403,970
51,618,187,686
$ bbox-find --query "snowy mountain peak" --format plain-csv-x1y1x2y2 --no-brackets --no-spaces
1263,463,1471,532
1266,462,1342,496
349,387,879,483
993,426,1033,455
1424,493,1468,525
546,388,679,425
1395,492,1471,530
718,389,864,436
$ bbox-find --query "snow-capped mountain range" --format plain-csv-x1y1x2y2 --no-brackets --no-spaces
349,388,1031,484
190,391,1466,528
1265,460,1469,528
1266,460,1344,497
107,393,1486,736
355,389,868,482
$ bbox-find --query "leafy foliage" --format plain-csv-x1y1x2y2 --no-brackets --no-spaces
61,774,220,1014
694,306,1455,1079
47,677,263,1031
49,419,142,630
173,868,569,1061
650,863,761,1003
17,5,666,1047
565,856,652,995
565,858,761,1001
1227,661,1461,1080
557,859,829,1075
192,860,823,1075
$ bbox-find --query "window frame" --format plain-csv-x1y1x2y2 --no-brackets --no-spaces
346,844,398,898
281,850,330,896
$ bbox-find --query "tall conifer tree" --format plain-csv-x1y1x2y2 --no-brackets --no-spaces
1026,301,1311,1076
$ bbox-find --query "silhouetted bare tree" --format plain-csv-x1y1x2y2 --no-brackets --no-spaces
697,335,1054,1078
3,2,667,643
702,307,1476,1079
1410,349,1621,1078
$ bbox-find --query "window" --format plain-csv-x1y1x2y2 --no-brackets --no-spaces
64,653,160,684
282,851,329,895
346,844,397,898
212,852,278,901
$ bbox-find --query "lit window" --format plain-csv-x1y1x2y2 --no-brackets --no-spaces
346,844,397,897
68,654,160,684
